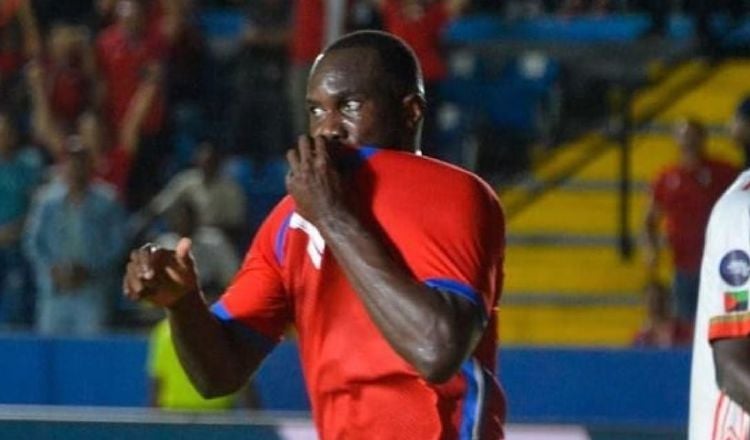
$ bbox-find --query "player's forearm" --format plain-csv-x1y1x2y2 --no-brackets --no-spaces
318,210,481,383
714,338,750,413
166,292,262,397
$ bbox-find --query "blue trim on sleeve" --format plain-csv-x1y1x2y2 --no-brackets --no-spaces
460,358,482,440
210,301,277,354
424,278,488,322
274,213,293,265
357,145,379,161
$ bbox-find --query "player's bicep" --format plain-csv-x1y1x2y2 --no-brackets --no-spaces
210,207,293,356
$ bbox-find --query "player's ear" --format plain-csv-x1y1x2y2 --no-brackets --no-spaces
402,93,425,131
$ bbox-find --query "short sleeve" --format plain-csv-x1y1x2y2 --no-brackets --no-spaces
404,178,505,322
210,203,292,353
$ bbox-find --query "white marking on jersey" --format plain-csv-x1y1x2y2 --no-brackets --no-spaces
289,213,325,269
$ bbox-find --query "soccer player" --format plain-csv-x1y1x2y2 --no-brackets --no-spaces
689,102,750,439
124,30,506,439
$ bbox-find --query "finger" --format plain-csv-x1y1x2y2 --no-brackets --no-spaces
286,147,300,172
136,243,157,280
175,237,193,270
124,262,146,300
298,135,313,167
313,136,330,167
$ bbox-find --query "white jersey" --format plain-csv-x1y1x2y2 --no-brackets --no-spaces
690,170,750,440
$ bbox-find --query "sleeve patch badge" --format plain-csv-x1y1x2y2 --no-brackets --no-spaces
725,290,749,312
720,250,750,287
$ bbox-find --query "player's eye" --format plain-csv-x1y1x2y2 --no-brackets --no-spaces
342,100,362,114
309,106,325,118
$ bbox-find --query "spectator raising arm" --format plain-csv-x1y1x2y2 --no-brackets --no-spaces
16,0,41,58
119,63,161,156
27,60,66,161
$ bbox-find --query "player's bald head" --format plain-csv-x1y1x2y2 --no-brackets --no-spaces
315,31,425,102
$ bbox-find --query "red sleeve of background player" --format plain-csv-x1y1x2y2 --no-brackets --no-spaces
210,200,293,354
405,176,505,323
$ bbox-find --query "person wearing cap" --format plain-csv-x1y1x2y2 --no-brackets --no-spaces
23,140,127,335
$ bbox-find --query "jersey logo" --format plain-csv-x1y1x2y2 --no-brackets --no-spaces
720,250,750,287
289,213,325,269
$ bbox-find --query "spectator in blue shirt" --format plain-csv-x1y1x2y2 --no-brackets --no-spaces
0,112,43,328
24,139,126,335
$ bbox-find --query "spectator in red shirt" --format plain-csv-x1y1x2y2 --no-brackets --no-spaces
28,58,159,201
376,0,467,159
0,0,40,114
42,23,96,129
633,279,693,347
644,119,738,324
288,0,351,136
96,0,171,210
96,0,165,135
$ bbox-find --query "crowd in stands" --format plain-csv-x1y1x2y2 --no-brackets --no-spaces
0,0,747,343
0,0,287,334
0,0,489,336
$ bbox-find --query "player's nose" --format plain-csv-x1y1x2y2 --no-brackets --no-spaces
317,112,347,143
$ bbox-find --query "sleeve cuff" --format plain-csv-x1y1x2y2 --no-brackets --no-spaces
424,278,488,323
709,312,750,342
210,301,278,354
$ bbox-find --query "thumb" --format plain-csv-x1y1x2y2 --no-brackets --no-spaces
175,237,193,268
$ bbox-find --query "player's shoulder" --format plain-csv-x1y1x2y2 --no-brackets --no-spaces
711,170,750,214
373,149,499,202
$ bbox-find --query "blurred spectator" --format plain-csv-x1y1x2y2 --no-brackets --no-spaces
644,119,738,324
23,141,127,335
0,0,41,114
229,0,291,164
640,0,746,51
0,0,41,57
731,96,750,168
96,0,169,210
28,59,159,200
633,279,693,348
288,0,348,136
140,140,247,244
147,318,255,410
0,112,43,328
153,199,240,296
376,0,468,159
41,23,96,129
223,150,288,244
30,0,97,34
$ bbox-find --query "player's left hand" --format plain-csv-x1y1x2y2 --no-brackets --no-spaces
285,135,348,227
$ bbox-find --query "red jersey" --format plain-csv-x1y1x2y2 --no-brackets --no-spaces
213,147,506,439
94,146,132,201
652,158,737,272
382,0,449,82
96,24,166,135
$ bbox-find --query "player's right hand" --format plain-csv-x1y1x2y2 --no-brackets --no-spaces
123,237,200,309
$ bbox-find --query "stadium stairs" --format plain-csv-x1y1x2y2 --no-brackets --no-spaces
499,59,750,346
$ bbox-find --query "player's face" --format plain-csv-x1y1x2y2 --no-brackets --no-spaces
306,48,405,150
